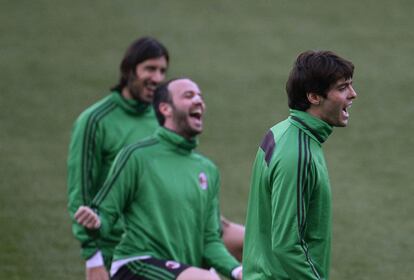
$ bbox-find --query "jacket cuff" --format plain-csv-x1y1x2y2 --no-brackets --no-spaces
86,250,104,268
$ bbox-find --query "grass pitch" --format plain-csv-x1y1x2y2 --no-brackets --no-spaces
1,1,413,279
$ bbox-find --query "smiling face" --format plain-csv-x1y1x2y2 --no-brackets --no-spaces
162,79,206,139
123,56,168,103
307,78,357,127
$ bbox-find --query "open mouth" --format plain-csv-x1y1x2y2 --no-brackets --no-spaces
145,85,156,93
144,81,158,93
342,103,352,116
189,111,202,120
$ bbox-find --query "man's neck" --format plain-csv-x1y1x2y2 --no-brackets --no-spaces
163,123,195,141
306,106,322,120
121,88,149,106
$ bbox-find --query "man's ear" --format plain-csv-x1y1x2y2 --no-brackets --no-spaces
307,92,322,106
159,102,172,118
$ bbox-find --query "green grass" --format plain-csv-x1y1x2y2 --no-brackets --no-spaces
1,0,414,279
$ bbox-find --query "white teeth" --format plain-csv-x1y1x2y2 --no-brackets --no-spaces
189,111,202,120
343,103,352,112
190,109,202,114
145,82,157,90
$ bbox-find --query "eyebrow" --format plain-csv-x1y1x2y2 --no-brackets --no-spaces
336,80,353,88
182,90,201,95
145,65,167,71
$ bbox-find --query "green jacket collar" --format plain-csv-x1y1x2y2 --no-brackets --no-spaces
112,91,152,115
156,127,198,152
289,109,333,144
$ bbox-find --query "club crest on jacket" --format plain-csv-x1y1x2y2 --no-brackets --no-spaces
198,172,208,190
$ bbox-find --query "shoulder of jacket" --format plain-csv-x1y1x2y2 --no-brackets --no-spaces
76,95,118,124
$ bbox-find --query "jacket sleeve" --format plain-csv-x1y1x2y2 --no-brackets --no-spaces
67,114,104,260
202,170,240,278
91,148,138,238
269,151,321,279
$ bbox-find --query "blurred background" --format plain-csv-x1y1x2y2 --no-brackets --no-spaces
1,0,413,279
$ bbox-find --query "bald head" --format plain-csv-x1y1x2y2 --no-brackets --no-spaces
153,78,206,139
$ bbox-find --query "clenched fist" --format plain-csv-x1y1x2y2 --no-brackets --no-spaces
75,206,101,229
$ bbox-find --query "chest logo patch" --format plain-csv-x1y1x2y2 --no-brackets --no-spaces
198,172,208,190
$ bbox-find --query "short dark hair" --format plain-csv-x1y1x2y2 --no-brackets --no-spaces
152,78,179,125
111,37,169,92
286,50,354,111
153,77,191,125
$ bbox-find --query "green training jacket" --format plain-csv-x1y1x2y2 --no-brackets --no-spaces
67,92,158,262
91,127,240,278
243,109,333,280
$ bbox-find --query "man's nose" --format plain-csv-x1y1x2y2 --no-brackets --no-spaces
193,94,205,107
349,86,357,99
152,70,165,83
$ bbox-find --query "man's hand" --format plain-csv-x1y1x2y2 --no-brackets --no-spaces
86,266,109,280
236,269,242,280
75,206,101,229
230,266,243,280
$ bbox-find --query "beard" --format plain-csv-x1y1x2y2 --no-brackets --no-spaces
126,73,152,104
171,105,201,139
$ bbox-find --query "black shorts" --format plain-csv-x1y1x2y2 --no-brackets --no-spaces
112,257,190,280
